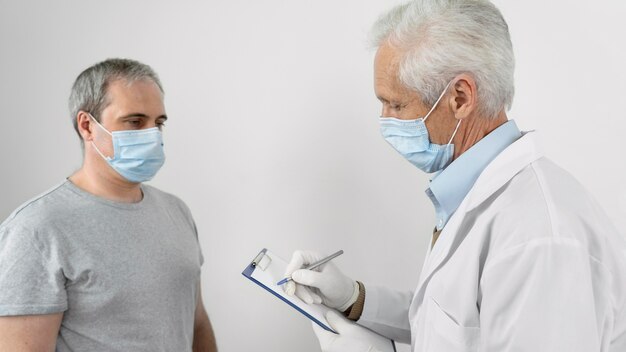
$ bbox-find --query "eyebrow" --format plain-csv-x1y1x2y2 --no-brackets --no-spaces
118,113,168,121
376,96,389,103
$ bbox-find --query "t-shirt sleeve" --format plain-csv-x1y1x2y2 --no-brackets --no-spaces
165,192,205,267
191,220,204,267
0,223,67,316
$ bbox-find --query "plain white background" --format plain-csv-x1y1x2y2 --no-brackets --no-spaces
1,1,625,351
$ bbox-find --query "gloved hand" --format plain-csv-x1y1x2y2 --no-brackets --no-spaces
313,310,396,352
283,250,359,311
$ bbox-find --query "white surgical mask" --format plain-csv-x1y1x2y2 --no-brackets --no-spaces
379,81,461,173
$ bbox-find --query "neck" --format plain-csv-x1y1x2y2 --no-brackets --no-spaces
453,111,508,160
69,158,143,203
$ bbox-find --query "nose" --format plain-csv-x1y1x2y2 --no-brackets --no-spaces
380,105,391,118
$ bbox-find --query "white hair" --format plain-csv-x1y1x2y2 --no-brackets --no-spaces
370,0,515,118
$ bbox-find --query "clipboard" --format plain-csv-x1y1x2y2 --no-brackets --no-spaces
242,248,336,333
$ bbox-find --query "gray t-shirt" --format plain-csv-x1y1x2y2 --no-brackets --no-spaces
0,180,204,351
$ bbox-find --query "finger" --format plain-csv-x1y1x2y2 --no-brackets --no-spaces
301,286,320,304
310,291,323,304
284,250,328,278
292,269,333,291
312,321,336,349
284,251,307,278
325,310,353,335
295,284,315,304
283,280,296,296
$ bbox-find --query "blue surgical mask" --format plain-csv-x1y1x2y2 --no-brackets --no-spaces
379,81,461,173
89,113,165,183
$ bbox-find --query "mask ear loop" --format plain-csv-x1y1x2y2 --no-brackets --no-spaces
447,119,462,146
422,80,454,122
420,80,462,146
87,113,112,136
87,113,113,161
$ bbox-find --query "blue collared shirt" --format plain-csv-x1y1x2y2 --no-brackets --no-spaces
426,120,522,230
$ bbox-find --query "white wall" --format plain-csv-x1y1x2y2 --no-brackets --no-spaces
0,1,624,351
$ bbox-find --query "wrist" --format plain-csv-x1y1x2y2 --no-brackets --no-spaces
338,280,360,312
342,281,366,321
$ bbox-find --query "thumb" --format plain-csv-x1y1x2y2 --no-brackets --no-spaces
325,310,352,335
312,321,338,351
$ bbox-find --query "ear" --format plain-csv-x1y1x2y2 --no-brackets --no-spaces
76,111,95,142
447,74,477,120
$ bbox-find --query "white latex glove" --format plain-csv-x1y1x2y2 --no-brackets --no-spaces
283,250,359,311
313,310,396,352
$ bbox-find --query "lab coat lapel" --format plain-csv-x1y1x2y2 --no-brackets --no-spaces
414,132,544,296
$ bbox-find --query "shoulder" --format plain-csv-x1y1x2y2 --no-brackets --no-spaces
0,181,79,254
519,157,610,231
483,156,594,234
478,156,625,266
1,181,74,232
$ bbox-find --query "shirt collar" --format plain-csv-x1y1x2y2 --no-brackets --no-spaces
426,120,522,230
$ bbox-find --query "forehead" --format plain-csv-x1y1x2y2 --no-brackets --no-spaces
374,43,400,79
104,79,164,112
374,43,415,100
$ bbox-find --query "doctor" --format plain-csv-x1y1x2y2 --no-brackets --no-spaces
284,0,626,351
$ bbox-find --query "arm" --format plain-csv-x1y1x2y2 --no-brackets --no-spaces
0,225,67,351
479,238,606,351
0,313,63,352
357,285,412,344
192,280,217,352
313,310,396,352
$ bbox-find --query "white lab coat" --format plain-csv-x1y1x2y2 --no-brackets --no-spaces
357,132,626,351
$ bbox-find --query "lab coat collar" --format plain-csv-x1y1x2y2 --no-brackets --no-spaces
415,131,544,297
427,120,522,230
464,130,544,212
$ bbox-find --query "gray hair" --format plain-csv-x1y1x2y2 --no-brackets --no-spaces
69,58,163,141
370,0,515,118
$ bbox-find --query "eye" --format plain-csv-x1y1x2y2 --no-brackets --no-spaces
391,103,405,111
156,121,166,130
127,120,141,126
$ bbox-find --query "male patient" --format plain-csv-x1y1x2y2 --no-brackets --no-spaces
0,59,217,352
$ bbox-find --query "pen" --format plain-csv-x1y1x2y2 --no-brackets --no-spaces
276,250,344,286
